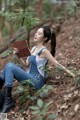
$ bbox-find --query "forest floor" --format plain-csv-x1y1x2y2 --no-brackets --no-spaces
0,16,80,120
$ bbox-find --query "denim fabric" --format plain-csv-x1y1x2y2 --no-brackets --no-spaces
28,55,45,89
0,48,47,90
1,62,33,87
0,61,45,90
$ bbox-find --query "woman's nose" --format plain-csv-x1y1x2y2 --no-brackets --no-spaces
35,33,37,37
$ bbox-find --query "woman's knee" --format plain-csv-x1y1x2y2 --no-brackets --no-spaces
2,62,14,73
5,62,13,67
5,62,15,70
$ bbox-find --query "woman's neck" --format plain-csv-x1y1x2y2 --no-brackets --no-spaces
36,43,44,48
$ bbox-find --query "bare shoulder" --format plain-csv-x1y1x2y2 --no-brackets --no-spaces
42,48,51,54
42,48,57,65
42,48,52,58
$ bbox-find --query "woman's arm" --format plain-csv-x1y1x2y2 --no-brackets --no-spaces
20,58,29,67
42,49,75,77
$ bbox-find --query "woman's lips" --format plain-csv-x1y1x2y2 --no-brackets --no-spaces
34,37,37,39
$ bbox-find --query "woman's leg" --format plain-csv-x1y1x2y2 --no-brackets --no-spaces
0,63,8,90
0,78,4,90
1,62,32,113
1,62,32,87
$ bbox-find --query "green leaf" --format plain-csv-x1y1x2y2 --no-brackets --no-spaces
32,110,40,115
48,114,56,119
13,90,22,95
30,96,37,100
18,86,24,91
44,101,53,109
41,109,46,116
37,99,44,108
46,85,53,90
29,106,39,110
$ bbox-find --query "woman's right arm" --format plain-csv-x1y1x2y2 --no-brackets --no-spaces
25,57,30,67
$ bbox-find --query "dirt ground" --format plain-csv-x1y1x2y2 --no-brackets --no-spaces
0,16,80,120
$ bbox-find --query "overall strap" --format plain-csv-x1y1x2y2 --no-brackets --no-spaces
31,46,37,53
37,47,46,56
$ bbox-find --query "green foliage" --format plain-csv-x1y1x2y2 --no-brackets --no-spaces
75,76,80,85
0,0,39,37
2,0,35,9
13,79,36,104
20,79,34,87
0,49,12,58
30,99,56,120
43,0,78,21
48,114,56,120
1,0,80,38
47,66,64,77
72,69,80,85
37,99,44,108
23,7,39,30
65,0,77,16
68,67,78,75
43,0,54,19
13,80,53,105
2,27,9,36
36,84,53,98
68,67,80,85
0,7,39,31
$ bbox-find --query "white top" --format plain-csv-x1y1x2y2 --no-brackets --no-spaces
26,46,48,77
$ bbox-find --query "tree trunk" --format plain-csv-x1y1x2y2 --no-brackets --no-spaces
0,0,3,43
1,0,7,31
0,0,2,10
35,0,43,20
0,30,3,44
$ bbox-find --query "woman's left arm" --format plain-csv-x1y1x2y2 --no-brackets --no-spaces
42,49,75,78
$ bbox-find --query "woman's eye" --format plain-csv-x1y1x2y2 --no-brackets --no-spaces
38,33,42,35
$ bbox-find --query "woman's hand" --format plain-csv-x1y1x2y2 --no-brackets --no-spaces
56,63,76,78
13,48,19,54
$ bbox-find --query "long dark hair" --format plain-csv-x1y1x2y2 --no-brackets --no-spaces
42,26,56,57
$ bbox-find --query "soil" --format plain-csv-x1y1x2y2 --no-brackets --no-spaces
0,16,80,120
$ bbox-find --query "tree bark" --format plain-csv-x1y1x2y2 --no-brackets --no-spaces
0,0,3,43
0,0,2,11
35,0,43,20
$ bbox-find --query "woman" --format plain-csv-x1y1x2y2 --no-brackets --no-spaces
0,26,75,113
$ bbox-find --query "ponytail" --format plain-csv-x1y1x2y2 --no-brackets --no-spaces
42,26,56,57
50,31,56,57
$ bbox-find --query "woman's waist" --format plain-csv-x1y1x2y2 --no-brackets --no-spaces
29,72,44,79
28,65,47,78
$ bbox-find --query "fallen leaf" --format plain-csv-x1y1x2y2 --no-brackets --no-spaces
74,104,79,112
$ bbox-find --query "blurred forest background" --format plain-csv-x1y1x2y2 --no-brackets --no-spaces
0,0,80,45
0,0,80,120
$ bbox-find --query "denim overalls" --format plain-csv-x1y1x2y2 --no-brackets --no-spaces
0,47,48,90
28,47,47,89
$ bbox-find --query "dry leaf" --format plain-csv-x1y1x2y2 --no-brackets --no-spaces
74,104,79,112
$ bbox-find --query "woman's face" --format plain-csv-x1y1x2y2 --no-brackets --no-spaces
34,28,45,43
